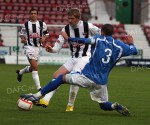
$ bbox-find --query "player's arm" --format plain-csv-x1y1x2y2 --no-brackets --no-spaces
88,23,101,35
46,28,66,53
61,31,68,40
45,34,65,53
60,27,98,45
68,36,97,45
40,22,49,43
19,27,27,44
120,35,138,56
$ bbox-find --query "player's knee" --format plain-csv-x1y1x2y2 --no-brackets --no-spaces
53,72,59,78
31,65,38,71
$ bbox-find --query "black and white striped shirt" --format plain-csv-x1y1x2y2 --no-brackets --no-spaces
53,20,100,58
21,20,49,47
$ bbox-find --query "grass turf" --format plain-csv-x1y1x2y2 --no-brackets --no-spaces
0,64,150,125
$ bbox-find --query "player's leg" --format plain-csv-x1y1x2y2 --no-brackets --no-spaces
66,85,79,111
90,84,130,116
99,102,130,116
29,59,41,91
16,46,35,82
20,74,66,103
16,66,31,82
37,65,70,107
37,59,74,107
66,57,90,111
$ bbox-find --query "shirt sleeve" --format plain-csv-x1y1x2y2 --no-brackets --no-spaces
88,23,101,36
43,22,49,36
117,40,138,56
52,28,65,53
19,25,27,38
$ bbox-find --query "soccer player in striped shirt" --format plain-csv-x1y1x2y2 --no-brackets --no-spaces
16,9,49,91
38,8,100,111
21,24,137,116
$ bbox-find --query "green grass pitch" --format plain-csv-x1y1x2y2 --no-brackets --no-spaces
0,64,150,125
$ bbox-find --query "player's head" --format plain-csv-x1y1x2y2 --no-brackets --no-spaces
101,24,114,36
68,8,81,27
30,9,38,22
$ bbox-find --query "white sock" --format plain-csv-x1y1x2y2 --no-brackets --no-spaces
67,85,79,106
32,71,41,90
42,90,57,102
34,91,42,98
42,79,57,102
19,66,30,75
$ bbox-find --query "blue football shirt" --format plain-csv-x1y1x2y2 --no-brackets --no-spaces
82,34,138,85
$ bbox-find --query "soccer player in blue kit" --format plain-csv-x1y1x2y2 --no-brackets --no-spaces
21,24,137,116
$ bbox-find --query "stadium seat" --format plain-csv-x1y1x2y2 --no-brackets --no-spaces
0,5,6,10
56,0,62,4
62,20,68,25
18,0,24,3
62,0,68,4
12,0,17,3
49,19,56,24
13,6,19,10
56,15,63,20
0,0,91,24
7,5,13,10
37,0,43,4
5,0,11,2
26,6,32,11
141,24,150,45
20,6,26,11
50,0,55,4
44,0,49,4
38,15,43,20
45,7,51,11
25,0,31,3
0,14,4,23
0,0,5,2
50,15,56,20
31,0,38,4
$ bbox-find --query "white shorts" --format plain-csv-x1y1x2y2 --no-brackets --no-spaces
63,56,90,73
65,73,108,103
24,46,42,61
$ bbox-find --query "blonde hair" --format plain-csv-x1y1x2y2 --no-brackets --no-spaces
68,8,81,19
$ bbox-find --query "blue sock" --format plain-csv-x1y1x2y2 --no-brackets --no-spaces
99,102,114,111
41,75,63,96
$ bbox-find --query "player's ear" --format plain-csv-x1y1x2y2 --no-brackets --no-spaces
101,31,105,36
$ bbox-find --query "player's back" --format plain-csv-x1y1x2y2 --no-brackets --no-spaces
82,35,137,85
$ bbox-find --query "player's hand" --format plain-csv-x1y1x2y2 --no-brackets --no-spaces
45,44,53,52
122,35,133,44
40,37,46,43
20,36,26,43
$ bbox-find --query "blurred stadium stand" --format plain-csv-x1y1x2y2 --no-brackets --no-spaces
0,0,91,24
0,0,150,61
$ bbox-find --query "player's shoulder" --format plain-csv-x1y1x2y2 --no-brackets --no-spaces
40,21,47,25
94,34,104,39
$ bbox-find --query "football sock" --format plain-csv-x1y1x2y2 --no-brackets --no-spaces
19,66,30,75
35,91,42,98
67,85,79,106
42,90,57,102
32,71,41,90
42,79,57,102
99,102,114,111
41,75,63,96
